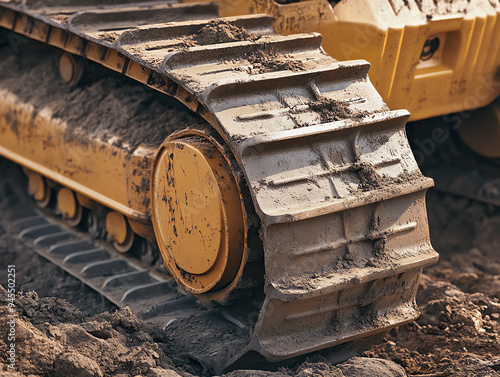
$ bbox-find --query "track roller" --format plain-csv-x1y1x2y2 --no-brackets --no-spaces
58,52,84,87
151,134,246,297
26,171,51,208
106,211,135,253
57,188,83,227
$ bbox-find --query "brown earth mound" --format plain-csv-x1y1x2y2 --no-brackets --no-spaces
182,20,261,47
245,51,306,74
0,286,186,377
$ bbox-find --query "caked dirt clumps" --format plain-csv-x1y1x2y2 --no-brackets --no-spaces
307,98,367,124
0,46,205,151
180,20,306,75
181,20,261,47
0,287,187,377
0,220,116,317
245,50,306,74
363,276,500,376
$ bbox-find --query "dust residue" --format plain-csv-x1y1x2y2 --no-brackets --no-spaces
415,0,471,19
245,50,306,74
307,97,368,124
181,19,261,47
46,13,73,24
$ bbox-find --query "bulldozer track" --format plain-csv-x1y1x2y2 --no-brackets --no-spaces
0,0,438,371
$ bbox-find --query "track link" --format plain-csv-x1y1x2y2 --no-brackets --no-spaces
0,0,438,370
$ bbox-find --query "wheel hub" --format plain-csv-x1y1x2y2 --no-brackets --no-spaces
151,136,245,295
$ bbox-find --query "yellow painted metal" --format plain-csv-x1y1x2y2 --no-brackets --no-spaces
106,211,131,245
202,0,500,121
57,188,78,220
161,141,221,274
458,98,500,158
0,91,154,223
151,136,245,294
27,171,48,203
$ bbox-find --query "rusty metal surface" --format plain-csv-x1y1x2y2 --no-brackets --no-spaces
0,0,438,366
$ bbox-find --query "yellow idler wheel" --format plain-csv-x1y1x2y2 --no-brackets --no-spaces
458,99,500,158
27,172,51,208
57,188,83,227
151,136,245,296
106,211,135,253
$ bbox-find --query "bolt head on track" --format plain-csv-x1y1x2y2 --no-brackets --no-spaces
151,136,245,296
